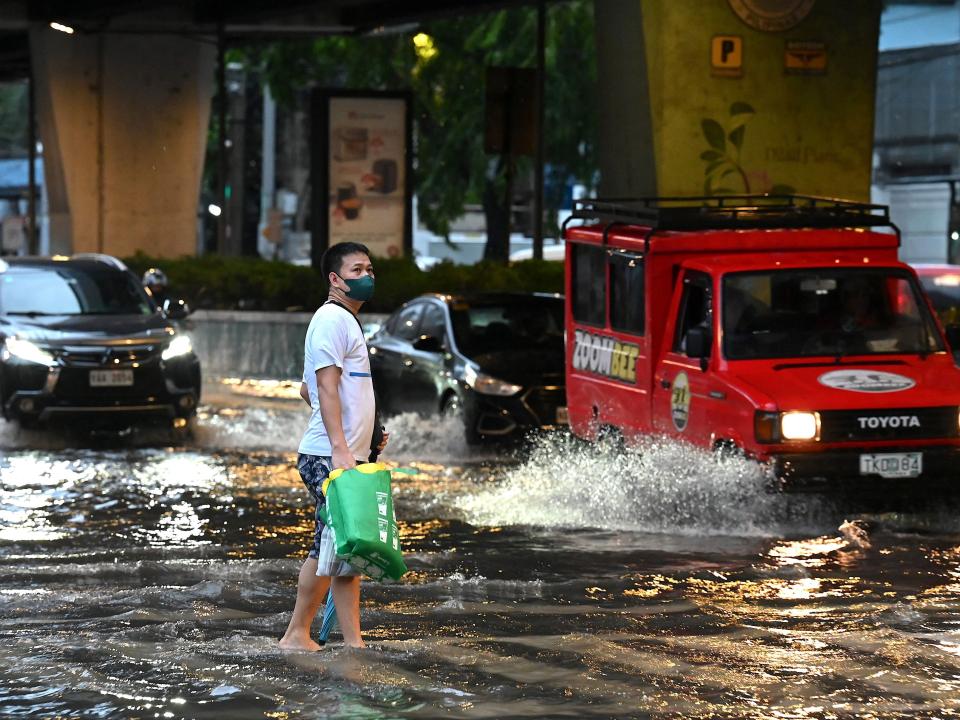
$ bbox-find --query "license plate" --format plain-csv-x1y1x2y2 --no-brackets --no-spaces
859,452,922,479
556,406,569,424
89,369,134,387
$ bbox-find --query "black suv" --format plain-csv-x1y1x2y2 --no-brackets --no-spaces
0,255,200,428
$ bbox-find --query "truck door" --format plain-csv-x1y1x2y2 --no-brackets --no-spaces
652,270,717,445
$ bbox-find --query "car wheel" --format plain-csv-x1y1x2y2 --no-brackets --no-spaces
713,439,743,461
169,418,195,444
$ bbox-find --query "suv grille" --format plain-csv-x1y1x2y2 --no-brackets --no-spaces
819,406,958,442
57,345,159,367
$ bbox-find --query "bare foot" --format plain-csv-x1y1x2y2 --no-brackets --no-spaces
343,640,367,649
278,634,322,652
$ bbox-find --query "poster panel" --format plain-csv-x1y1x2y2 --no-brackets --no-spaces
313,91,411,265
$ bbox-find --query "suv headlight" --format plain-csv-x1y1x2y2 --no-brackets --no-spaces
464,365,522,396
161,335,193,361
1,338,55,366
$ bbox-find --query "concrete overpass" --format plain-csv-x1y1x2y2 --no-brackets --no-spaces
0,0,889,260
0,1,536,258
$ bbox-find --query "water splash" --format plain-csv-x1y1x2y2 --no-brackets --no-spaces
379,412,487,463
455,432,834,536
190,405,307,451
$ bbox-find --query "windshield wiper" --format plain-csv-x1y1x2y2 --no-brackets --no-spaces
5,311,73,317
76,311,142,315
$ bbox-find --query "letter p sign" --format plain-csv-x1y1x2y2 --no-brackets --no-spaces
711,35,743,77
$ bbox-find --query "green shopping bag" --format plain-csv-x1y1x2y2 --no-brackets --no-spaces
319,462,407,581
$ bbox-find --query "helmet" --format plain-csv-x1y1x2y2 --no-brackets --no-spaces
142,268,168,289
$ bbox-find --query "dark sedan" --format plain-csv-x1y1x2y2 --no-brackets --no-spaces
0,254,200,429
368,292,566,442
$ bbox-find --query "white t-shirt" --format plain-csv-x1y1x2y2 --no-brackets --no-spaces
298,303,376,459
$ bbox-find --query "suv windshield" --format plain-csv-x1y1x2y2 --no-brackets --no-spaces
723,269,943,359
0,266,153,316
450,297,564,355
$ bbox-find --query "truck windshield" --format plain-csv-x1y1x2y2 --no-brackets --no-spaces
722,269,943,360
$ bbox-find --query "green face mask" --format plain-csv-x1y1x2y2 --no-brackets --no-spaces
339,274,375,302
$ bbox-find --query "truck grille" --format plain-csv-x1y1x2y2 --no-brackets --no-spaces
819,406,958,442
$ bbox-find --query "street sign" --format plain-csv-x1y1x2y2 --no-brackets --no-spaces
711,35,743,78
785,41,827,75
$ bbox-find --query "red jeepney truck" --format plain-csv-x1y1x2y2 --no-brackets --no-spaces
563,196,960,483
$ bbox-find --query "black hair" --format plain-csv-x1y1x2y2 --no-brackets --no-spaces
321,242,371,281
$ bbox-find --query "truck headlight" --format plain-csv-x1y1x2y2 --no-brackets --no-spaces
781,411,820,441
464,365,522,396
1,337,55,366
161,335,193,361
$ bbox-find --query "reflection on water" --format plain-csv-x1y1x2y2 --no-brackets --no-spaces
2,401,960,717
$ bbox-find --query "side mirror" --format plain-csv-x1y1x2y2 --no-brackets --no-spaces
946,324,960,350
163,298,191,320
412,334,443,353
685,325,712,371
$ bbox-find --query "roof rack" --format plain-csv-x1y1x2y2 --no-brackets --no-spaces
568,195,893,232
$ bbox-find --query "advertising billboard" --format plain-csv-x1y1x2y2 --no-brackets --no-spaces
311,90,412,267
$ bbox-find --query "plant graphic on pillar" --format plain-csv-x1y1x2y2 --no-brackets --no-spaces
700,102,795,197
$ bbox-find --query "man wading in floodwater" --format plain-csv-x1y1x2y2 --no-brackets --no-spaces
279,241,388,651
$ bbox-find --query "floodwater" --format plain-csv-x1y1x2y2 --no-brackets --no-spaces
2,380,960,718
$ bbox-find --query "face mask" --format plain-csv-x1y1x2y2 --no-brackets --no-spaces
338,274,375,302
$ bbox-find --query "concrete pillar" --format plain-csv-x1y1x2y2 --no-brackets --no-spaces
30,22,215,258
595,0,881,201
594,0,657,197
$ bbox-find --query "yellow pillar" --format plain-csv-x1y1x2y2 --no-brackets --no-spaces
595,0,881,201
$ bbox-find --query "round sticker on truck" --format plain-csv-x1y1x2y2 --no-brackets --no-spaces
671,371,691,430
818,370,916,393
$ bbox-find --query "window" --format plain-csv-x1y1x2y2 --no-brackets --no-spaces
449,297,564,356
609,251,644,334
673,272,712,353
420,303,447,343
0,267,153,316
722,269,944,359
572,243,606,326
390,303,423,341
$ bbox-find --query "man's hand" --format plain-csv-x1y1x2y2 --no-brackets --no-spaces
332,446,357,471
377,430,390,454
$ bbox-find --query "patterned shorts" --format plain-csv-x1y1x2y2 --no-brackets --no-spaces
296,453,358,577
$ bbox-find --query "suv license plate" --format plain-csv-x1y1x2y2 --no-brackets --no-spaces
90,369,134,387
556,406,569,424
859,452,922,479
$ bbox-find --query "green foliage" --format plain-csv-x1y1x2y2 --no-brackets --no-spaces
124,253,563,313
700,102,795,196
0,83,27,158
241,1,598,242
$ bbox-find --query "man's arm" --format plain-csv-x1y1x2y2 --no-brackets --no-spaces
299,381,310,406
316,365,356,470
